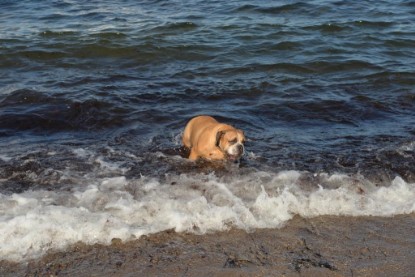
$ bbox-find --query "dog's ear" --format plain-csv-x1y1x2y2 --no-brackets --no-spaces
215,130,226,148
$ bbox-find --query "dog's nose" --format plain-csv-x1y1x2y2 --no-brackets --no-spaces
237,144,244,154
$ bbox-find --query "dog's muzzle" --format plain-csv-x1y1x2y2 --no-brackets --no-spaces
226,143,244,161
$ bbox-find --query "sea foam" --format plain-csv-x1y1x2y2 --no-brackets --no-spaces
0,170,414,262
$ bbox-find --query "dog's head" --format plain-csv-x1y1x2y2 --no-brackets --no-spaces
216,129,245,161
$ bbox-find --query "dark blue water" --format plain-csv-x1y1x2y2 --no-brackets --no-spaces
1,0,415,191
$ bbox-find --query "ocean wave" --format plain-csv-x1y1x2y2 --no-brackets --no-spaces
0,89,128,132
235,3,313,15
0,169,414,262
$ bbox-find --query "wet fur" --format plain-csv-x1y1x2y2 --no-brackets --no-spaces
182,116,245,161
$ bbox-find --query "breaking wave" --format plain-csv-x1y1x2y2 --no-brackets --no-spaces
1,165,414,261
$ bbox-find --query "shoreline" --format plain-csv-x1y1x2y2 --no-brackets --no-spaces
1,214,414,276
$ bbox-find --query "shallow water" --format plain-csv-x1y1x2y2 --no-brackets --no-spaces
0,0,414,261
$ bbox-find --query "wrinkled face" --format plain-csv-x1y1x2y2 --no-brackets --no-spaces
218,129,245,161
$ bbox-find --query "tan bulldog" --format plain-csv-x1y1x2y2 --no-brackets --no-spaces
182,116,245,161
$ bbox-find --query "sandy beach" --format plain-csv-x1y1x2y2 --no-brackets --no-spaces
2,213,414,277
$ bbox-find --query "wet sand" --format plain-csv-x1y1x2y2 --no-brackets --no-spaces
1,214,414,277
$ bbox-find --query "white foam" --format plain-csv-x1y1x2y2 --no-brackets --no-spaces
397,141,415,157
0,171,414,262
72,148,92,158
0,155,12,162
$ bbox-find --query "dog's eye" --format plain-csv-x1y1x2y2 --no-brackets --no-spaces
230,139,237,144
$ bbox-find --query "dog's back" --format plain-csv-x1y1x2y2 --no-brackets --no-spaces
182,116,217,148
